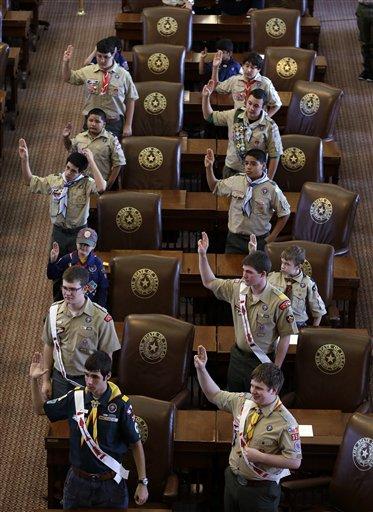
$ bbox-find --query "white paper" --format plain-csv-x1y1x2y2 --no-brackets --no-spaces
299,424,314,437
184,90,190,102
289,334,298,345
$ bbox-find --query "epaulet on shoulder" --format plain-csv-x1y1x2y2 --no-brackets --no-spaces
234,278,241,283
122,394,129,402
51,299,64,306
278,405,295,422
92,302,108,313
268,179,277,186
271,288,288,300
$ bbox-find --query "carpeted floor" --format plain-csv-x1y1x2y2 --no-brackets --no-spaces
0,0,371,509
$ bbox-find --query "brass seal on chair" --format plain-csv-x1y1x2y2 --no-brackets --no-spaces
139,331,168,364
135,416,149,443
299,93,320,116
148,53,170,74
265,18,287,38
314,344,345,374
276,57,298,78
352,438,373,471
116,207,142,232
157,16,178,36
310,197,333,224
281,147,306,172
143,92,167,115
131,268,159,298
138,147,163,170
301,259,312,277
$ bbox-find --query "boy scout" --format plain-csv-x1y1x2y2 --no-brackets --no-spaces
194,353,301,512
63,108,126,189
62,38,139,139
211,52,282,117
198,232,298,392
41,266,120,399
19,138,106,256
30,350,149,509
249,239,327,328
202,82,282,178
205,147,290,253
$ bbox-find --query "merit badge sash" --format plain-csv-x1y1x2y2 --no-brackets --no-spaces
74,389,129,483
239,282,271,364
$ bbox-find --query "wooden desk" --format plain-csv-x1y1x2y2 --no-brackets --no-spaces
115,13,321,50
3,10,32,82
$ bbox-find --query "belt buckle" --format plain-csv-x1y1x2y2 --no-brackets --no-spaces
236,474,248,486
90,473,100,481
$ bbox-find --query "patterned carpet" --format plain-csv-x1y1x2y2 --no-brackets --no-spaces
0,0,371,509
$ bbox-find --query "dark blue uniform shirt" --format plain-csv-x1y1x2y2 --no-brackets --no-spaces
44,382,140,474
205,58,242,82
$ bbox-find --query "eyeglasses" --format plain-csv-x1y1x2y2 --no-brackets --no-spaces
61,285,83,293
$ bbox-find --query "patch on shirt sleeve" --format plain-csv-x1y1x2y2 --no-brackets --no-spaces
104,313,113,322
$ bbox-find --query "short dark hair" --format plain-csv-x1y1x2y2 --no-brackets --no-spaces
87,108,107,123
251,363,284,393
242,52,263,70
245,148,267,164
242,251,272,274
106,36,122,52
96,38,115,55
85,351,112,378
281,245,306,267
216,38,234,53
62,266,89,287
249,88,268,105
66,152,88,172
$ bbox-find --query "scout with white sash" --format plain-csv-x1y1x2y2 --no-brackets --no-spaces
73,388,129,483
239,281,271,364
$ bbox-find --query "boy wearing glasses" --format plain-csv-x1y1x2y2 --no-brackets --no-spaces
41,266,120,400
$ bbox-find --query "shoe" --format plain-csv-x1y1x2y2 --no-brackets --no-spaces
358,71,373,81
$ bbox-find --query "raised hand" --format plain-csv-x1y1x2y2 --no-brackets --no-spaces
200,47,208,60
18,138,29,160
81,147,94,162
29,352,49,380
50,242,60,263
197,231,209,255
213,50,223,68
194,345,208,369
248,234,257,253
204,148,215,168
202,79,215,97
63,45,74,62
62,122,72,138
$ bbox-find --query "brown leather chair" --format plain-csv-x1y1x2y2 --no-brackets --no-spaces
142,6,193,51
282,413,373,512
285,80,343,141
97,191,162,251
282,328,371,412
124,395,178,504
265,0,307,16
108,254,180,320
119,314,194,407
124,0,163,12
292,182,360,255
275,134,323,192
121,136,181,189
266,240,334,306
132,44,186,83
132,81,184,136
250,8,301,54
0,42,10,90
263,47,316,92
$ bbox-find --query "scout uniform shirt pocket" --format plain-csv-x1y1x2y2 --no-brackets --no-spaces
256,309,275,338
86,79,100,95
76,326,97,355
67,185,88,220
50,187,64,218
292,286,307,310
252,196,271,216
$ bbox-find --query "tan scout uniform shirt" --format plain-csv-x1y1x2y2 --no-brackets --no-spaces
214,174,290,236
268,271,327,325
68,63,139,119
213,391,302,481
29,174,97,229
70,129,126,181
42,298,120,376
209,279,298,354
215,73,282,110
211,109,283,172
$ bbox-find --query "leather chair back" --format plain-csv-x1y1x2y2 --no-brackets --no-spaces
293,182,360,255
329,413,373,512
250,8,301,54
121,136,181,189
275,134,323,192
265,0,307,16
119,314,194,407
263,46,316,91
132,44,185,83
125,0,163,12
97,191,162,251
266,240,334,305
0,43,9,89
143,6,193,51
109,254,180,320
133,81,184,136
292,328,370,411
285,80,343,141
124,395,175,501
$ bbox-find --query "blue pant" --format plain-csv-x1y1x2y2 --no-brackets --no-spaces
63,467,129,509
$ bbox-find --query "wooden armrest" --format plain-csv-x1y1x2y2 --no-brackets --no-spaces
282,476,331,491
163,473,179,499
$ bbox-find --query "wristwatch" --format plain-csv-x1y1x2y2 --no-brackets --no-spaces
138,477,149,486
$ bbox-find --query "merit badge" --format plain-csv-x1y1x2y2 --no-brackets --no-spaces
314,344,345,374
78,338,92,354
139,331,168,364
276,57,298,79
135,415,149,443
265,17,287,38
108,403,117,414
116,207,143,233
300,93,320,116
281,147,306,172
352,437,373,471
266,425,273,432
157,16,178,36
286,314,294,324
310,197,333,224
131,268,159,299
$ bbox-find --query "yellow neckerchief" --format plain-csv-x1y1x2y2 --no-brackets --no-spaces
245,397,281,442
82,381,122,444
